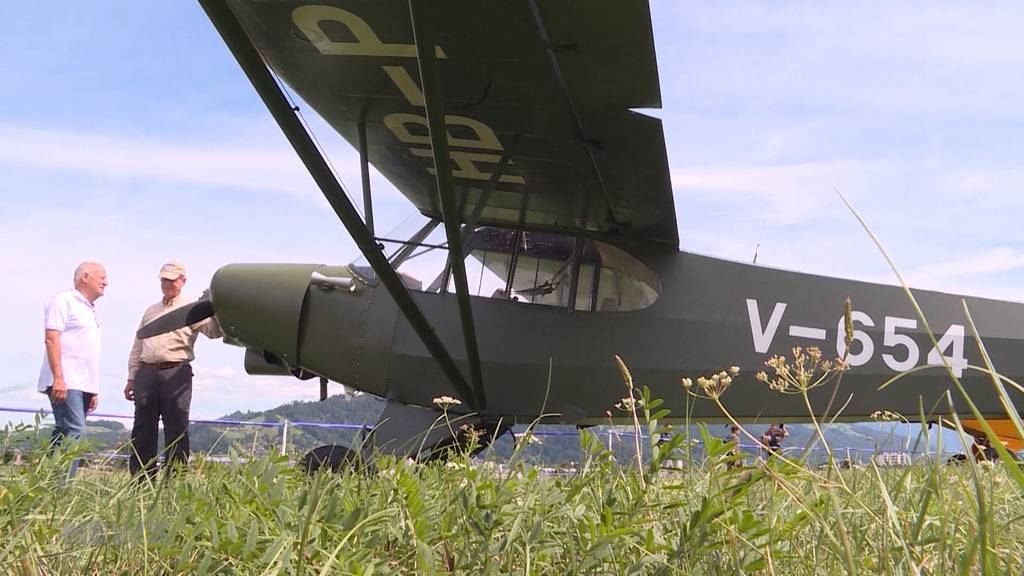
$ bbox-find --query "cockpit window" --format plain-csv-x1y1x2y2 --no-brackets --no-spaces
461,228,659,311
362,222,659,311
588,242,660,312
508,232,575,307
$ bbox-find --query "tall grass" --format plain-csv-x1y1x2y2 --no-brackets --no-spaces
3,413,1023,574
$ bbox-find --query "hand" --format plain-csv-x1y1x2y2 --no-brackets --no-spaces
50,377,67,404
88,395,98,413
124,379,135,401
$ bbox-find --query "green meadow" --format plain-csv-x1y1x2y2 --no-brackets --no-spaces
3,415,1023,575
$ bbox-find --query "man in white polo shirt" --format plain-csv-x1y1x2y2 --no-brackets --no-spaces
39,261,107,470
124,261,222,475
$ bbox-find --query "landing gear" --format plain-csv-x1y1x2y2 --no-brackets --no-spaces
945,453,969,465
301,444,366,474
417,420,506,463
298,400,510,475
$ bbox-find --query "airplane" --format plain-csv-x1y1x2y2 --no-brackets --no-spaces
143,0,1024,467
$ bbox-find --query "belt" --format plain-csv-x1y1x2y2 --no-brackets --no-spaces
142,361,188,370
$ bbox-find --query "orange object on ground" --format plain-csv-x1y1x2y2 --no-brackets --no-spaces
960,419,1024,453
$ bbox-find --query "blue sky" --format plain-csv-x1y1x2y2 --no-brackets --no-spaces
3,2,1024,426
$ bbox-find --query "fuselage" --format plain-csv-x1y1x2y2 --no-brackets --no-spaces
209,243,1024,427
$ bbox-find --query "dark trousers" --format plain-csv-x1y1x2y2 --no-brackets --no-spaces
129,363,192,475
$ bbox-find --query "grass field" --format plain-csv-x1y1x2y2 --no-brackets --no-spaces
6,334,1023,574
3,419,1023,575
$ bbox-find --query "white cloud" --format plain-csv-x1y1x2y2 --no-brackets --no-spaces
670,154,1024,304
0,123,344,197
0,368,325,425
672,161,871,225
948,169,1024,201
0,383,45,406
191,373,322,419
904,248,1024,284
654,2,1024,117
193,365,236,381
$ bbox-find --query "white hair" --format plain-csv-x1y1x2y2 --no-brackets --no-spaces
73,261,103,284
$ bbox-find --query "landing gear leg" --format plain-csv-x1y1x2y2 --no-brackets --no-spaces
299,401,508,475
364,400,507,463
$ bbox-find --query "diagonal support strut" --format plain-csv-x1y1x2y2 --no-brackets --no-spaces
200,0,480,410
408,0,487,412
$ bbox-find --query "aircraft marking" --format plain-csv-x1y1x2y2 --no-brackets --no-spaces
293,6,447,58
385,113,504,151
383,65,425,107
747,299,969,376
746,299,786,354
788,325,827,340
411,149,526,184
293,6,526,190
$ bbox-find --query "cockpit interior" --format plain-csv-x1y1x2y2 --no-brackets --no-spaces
360,221,660,312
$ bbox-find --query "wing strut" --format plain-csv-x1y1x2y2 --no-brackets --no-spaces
199,0,481,411
566,237,584,312
430,136,519,296
462,134,519,234
357,120,374,236
408,0,487,412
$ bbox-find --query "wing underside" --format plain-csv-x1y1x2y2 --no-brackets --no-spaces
227,0,678,246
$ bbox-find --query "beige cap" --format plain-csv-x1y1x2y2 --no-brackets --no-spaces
158,261,187,280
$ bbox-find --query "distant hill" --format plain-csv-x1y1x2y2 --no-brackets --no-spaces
481,421,938,466
196,394,944,464
51,394,956,464
191,394,386,456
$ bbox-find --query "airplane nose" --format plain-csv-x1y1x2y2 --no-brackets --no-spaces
211,263,319,368
210,263,385,395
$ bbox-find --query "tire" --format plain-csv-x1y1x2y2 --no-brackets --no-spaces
300,444,365,474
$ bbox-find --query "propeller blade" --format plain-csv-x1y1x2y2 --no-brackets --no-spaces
136,298,214,339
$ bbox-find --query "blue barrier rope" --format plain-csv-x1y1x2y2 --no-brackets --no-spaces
0,406,897,454
0,406,366,431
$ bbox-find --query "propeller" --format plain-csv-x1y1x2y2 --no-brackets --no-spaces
135,292,214,339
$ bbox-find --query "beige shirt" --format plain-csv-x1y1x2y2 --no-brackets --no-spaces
127,294,222,380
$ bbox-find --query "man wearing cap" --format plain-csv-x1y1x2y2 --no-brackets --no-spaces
124,261,222,475
39,261,107,477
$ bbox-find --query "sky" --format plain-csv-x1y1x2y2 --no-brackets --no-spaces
3,2,1024,428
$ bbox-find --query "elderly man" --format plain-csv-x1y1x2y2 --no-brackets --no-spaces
125,261,222,475
39,261,107,476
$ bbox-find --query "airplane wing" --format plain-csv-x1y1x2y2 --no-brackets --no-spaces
227,0,678,247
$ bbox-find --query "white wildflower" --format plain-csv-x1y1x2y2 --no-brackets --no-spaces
432,395,462,408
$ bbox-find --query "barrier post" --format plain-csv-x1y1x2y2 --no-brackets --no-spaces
280,420,289,456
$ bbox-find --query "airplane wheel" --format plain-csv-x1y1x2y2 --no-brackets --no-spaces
300,444,366,475
945,453,969,465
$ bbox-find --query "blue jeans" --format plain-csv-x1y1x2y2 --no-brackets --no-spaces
47,388,94,477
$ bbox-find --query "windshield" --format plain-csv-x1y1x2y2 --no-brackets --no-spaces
354,224,659,311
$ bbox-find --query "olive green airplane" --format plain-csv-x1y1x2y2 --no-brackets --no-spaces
143,0,1024,464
